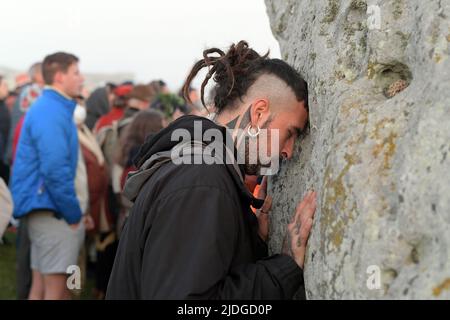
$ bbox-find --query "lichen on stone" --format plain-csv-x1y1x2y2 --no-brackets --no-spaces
350,0,367,11
395,31,411,50
393,0,404,20
433,278,450,297
321,152,359,252
322,0,340,23
372,131,398,172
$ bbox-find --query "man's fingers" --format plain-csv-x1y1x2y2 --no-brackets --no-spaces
286,194,315,269
260,195,272,214
300,194,317,226
261,176,268,191
288,190,316,239
291,191,310,223
292,190,315,224
288,219,297,233
298,217,313,248
299,191,314,212
297,190,313,208
257,176,268,199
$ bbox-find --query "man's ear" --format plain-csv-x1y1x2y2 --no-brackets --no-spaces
250,98,270,127
53,71,63,86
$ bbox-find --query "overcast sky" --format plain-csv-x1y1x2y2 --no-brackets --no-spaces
1,0,280,91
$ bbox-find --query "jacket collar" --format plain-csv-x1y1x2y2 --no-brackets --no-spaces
45,85,72,99
43,87,77,114
133,115,264,209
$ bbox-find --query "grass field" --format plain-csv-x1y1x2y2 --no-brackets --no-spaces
0,230,95,300
0,231,16,299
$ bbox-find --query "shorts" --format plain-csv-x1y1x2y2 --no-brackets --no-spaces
27,211,85,274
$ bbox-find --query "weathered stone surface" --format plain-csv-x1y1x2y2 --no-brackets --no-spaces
265,0,450,299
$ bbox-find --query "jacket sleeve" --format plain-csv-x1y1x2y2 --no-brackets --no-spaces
32,111,82,224
140,185,303,299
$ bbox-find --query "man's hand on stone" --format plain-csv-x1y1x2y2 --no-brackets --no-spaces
282,190,316,269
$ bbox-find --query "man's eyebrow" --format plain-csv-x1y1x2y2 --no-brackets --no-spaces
293,126,305,137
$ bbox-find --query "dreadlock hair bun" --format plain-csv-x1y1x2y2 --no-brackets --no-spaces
182,40,308,114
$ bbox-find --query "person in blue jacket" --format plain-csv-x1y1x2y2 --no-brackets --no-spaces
10,52,86,300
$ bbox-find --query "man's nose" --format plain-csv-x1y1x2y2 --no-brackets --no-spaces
281,139,295,160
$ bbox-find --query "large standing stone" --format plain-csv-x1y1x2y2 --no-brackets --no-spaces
265,0,450,299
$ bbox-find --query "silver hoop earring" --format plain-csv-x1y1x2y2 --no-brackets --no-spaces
247,125,260,138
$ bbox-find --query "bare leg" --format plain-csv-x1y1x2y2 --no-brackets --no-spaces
43,274,71,300
28,270,44,300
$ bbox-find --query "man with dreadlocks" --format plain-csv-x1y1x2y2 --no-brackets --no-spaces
106,41,316,299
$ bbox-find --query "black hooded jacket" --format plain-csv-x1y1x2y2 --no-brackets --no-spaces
85,87,110,129
0,99,11,158
106,115,303,299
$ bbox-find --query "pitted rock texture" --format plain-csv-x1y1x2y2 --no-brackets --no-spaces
265,0,450,299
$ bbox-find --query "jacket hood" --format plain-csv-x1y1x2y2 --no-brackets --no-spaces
86,87,109,112
124,115,263,208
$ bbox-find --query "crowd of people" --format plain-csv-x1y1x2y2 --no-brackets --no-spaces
0,53,207,299
1,41,316,300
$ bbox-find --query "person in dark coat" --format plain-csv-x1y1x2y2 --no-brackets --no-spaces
85,84,115,130
0,76,11,181
106,41,316,299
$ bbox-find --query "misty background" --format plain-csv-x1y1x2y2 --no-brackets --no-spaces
1,0,280,91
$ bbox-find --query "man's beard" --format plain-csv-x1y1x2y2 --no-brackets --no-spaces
242,130,272,176
243,152,281,176
244,162,260,176
235,117,276,176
